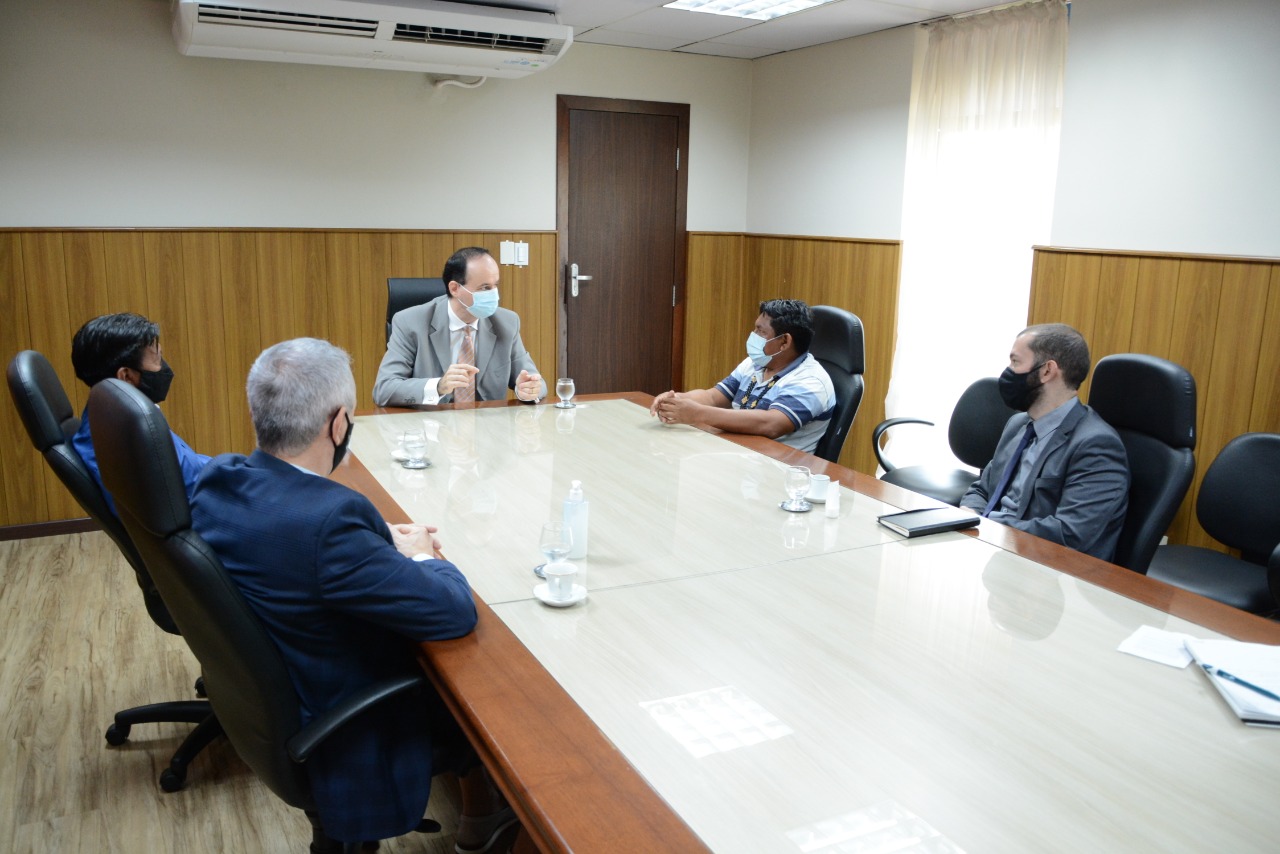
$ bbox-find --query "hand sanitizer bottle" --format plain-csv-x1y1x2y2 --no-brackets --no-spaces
564,480,589,559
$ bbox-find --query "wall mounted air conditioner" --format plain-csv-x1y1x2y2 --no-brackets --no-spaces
172,0,573,78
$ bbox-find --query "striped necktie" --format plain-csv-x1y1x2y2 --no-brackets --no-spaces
455,325,476,403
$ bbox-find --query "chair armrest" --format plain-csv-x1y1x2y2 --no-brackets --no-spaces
287,674,426,763
872,417,934,473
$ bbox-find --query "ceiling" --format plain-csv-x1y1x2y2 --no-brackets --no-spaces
450,0,994,59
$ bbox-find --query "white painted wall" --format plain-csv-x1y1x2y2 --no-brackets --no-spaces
745,26,915,239
0,0,752,230
1051,0,1280,256
5,0,1278,258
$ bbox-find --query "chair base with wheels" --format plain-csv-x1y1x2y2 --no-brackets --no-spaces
106,701,223,791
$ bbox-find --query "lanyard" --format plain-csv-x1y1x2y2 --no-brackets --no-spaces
739,373,781,409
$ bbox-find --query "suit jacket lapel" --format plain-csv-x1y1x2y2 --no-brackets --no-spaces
1018,403,1087,509
474,316,494,376
427,301,453,375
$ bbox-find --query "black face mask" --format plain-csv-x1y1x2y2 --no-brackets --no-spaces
331,410,354,474
998,362,1046,412
136,360,175,404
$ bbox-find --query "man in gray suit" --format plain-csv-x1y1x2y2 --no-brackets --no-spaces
960,323,1129,562
374,247,545,406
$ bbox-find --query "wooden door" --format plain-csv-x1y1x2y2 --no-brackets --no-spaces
557,96,688,395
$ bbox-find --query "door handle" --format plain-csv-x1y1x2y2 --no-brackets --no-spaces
569,263,593,298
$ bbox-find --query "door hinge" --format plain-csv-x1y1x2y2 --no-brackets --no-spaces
676,148,681,171
672,285,677,307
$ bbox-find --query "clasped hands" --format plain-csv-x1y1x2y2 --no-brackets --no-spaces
438,364,543,402
650,390,700,425
390,522,444,560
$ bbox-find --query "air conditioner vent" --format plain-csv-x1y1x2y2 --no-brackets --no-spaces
393,23,561,55
175,0,574,78
197,4,378,38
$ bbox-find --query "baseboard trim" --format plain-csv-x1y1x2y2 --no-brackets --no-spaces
0,518,100,542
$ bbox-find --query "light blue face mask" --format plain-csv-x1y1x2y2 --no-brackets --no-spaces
462,287,500,319
746,332,781,370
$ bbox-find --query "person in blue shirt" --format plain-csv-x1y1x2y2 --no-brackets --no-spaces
70,312,210,513
650,299,835,453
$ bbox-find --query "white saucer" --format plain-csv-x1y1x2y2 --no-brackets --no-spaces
534,582,587,608
807,494,827,504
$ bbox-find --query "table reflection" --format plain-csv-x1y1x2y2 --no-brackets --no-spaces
351,401,897,605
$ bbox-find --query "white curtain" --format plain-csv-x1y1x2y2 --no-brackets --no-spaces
883,0,1068,471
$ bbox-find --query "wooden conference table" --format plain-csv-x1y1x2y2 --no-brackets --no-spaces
335,393,1280,853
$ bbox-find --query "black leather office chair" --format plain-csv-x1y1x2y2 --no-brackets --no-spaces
6,350,220,791
90,378,432,853
1088,353,1197,573
1145,433,1280,614
809,305,865,464
386,277,447,342
873,377,1016,506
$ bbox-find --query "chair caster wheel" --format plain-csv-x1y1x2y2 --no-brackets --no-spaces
159,767,186,792
195,677,207,698
105,724,130,746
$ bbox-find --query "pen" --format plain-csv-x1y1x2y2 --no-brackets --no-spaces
1202,664,1280,704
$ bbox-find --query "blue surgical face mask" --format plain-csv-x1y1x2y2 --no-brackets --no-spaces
746,332,781,370
462,287,499,319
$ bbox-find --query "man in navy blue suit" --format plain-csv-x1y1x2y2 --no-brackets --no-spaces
191,338,515,850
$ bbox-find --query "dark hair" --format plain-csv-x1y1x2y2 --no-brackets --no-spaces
70,313,160,388
1021,323,1091,389
442,247,494,288
759,299,814,354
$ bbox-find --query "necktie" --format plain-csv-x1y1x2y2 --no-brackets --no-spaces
454,325,476,403
982,421,1036,517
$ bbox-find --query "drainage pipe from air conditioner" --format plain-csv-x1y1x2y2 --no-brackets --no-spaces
432,76,488,90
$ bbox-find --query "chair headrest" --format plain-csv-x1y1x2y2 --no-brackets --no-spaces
1198,432,1280,557
387,278,447,321
7,350,77,452
1089,353,1196,449
809,305,865,376
89,379,192,538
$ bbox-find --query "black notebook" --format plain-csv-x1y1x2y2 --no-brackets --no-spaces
877,507,980,538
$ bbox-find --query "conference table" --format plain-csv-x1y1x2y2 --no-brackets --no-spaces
335,393,1280,853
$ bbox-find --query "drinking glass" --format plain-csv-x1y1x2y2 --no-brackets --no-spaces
401,428,429,469
781,465,812,512
555,377,576,409
534,521,574,578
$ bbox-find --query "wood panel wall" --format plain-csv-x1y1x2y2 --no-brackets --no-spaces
1030,246,1280,551
684,233,901,477
2,228,900,529
0,230,558,528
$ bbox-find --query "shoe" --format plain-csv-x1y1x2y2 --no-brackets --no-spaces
454,806,518,854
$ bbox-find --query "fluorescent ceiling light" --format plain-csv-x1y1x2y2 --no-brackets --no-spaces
663,0,838,22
